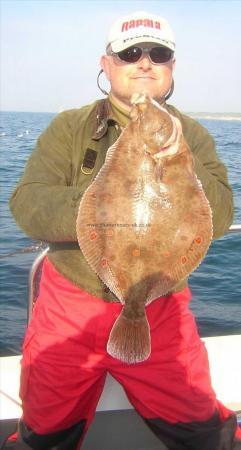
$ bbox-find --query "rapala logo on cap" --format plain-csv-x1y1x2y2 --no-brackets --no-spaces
122,19,161,32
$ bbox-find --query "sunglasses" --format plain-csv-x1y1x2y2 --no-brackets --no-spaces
109,46,174,65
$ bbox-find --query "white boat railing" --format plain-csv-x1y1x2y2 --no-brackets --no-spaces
228,224,241,233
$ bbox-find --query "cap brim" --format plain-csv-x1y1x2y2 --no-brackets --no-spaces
110,36,175,52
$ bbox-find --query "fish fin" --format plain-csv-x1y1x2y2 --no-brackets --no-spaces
107,309,150,364
165,214,212,292
171,193,213,282
145,208,212,302
78,227,124,301
76,189,124,301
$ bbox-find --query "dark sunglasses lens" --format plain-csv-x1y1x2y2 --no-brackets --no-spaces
150,47,173,63
117,47,142,63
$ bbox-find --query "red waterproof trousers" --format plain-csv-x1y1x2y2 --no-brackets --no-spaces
19,258,241,450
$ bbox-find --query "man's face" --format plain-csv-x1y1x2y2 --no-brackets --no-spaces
100,43,175,109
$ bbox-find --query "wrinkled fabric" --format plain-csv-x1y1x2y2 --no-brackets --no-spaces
18,258,240,450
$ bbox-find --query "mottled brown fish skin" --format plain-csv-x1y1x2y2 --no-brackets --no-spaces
76,93,212,364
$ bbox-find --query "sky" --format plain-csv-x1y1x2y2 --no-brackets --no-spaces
1,0,241,113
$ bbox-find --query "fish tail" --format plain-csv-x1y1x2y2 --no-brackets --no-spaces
107,308,151,364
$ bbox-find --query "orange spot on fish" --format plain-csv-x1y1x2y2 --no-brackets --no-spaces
101,257,108,267
181,256,187,264
194,236,203,245
132,248,140,257
90,231,97,241
163,251,171,257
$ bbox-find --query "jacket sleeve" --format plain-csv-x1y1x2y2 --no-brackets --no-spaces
9,111,82,242
184,119,234,239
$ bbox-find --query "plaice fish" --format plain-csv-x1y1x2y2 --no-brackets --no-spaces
76,93,213,364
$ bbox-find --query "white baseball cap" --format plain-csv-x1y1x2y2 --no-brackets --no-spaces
107,11,175,53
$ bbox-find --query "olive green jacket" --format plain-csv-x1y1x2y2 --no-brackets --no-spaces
9,99,234,301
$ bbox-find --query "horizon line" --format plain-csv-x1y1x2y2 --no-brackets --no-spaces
1,109,241,115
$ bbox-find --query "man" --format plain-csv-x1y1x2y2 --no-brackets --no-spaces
9,10,240,450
